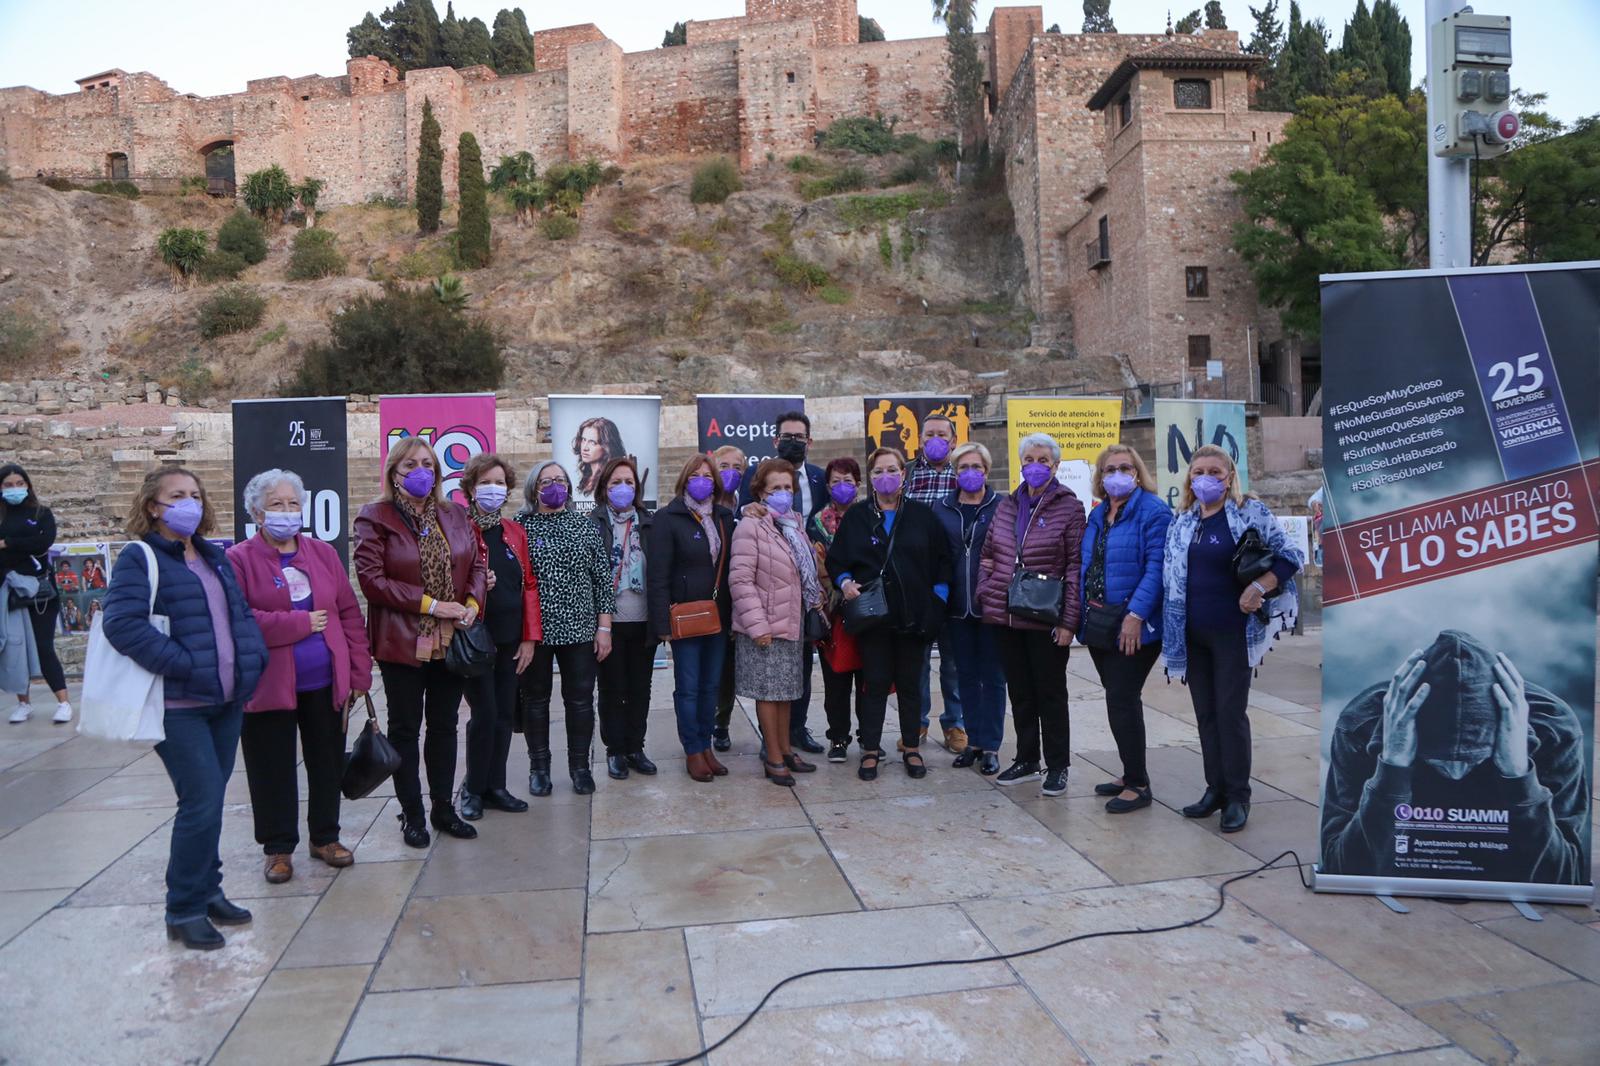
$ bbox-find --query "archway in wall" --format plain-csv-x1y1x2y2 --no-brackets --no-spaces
201,142,235,197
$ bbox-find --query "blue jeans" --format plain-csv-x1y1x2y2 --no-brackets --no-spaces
947,618,1007,751
671,633,727,755
155,702,243,922
919,639,964,730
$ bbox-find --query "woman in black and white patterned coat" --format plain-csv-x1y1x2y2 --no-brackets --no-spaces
515,461,615,797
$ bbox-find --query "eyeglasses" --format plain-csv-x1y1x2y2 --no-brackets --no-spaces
536,477,567,488
777,432,808,442
1102,464,1136,475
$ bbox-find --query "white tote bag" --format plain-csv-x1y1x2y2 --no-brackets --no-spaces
78,541,168,744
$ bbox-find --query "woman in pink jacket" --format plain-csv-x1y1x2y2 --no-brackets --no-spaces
227,469,373,884
730,459,825,786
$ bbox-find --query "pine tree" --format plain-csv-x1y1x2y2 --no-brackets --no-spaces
417,98,444,234
347,13,396,65
491,9,535,73
1245,1,1284,56
662,22,688,47
387,0,444,71
1275,2,1330,108
1175,10,1203,34
858,16,886,42
1082,0,1116,33
456,132,491,268
439,2,465,67
1334,0,1386,97
1205,2,1227,29
1372,0,1412,97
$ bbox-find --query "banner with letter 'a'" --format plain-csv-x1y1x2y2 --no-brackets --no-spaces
1314,262,1600,906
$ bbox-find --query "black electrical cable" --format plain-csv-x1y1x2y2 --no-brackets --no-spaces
1471,136,1482,265
326,849,1315,1066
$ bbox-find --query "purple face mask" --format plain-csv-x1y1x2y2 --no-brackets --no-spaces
1022,462,1053,490
538,482,569,508
766,490,794,516
1102,471,1136,499
607,483,636,510
162,497,204,538
957,467,986,493
400,467,435,499
1191,474,1227,505
686,475,715,502
922,436,951,463
871,472,902,497
718,468,742,494
829,481,857,507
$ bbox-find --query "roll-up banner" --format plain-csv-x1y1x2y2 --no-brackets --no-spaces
1005,396,1122,503
863,395,971,461
548,395,663,511
1152,399,1250,509
232,397,351,565
378,393,495,508
697,395,804,469
1315,262,1600,906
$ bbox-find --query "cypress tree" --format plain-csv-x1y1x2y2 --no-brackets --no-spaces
1372,0,1412,97
491,9,535,73
456,132,491,268
1081,0,1116,33
1204,1,1227,29
417,98,444,234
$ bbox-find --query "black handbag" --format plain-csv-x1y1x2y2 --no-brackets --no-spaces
1232,527,1276,587
1007,568,1065,626
7,583,57,612
804,606,829,642
342,694,402,800
1080,601,1126,650
841,508,899,636
444,620,496,678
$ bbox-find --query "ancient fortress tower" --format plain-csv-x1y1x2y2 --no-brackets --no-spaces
0,2,1302,405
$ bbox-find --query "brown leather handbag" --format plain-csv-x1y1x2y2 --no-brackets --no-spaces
669,528,727,640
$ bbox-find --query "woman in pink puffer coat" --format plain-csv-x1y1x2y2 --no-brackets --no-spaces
730,459,825,786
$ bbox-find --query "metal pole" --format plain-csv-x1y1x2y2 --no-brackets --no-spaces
1427,0,1473,268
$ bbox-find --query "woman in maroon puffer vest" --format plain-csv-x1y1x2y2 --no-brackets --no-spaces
977,432,1085,799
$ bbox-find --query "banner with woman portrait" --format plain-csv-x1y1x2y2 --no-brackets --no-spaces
548,395,662,511
379,393,495,507
1315,262,1600,906
863,395,970,461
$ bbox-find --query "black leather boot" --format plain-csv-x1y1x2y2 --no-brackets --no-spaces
459,790,484,820
527,749,553,797
167,916,224,951
1182,787,1226,819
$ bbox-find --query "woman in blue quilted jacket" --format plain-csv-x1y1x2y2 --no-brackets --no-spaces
102,467,267,951
1078,445,1170,814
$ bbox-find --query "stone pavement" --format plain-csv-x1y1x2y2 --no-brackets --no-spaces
0,631,1596,1065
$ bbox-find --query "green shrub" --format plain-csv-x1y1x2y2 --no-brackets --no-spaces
217,211,269,264
836,189,949,229
179,175,208,195
689,157,741,205
198,285,266,338
286,227,346,280
196,249,248,282
42,177,78,191
387,243,457,280
489,151,537,191
289,283,502,395
242,165,295,220
818,284,850,305
820,116,906,155
799,165,867,201
156,227,210,283
768,252,830,292
174,356,214,403
88,180,139,198
541,214,578,240
878,225,894,266
786,155,825,174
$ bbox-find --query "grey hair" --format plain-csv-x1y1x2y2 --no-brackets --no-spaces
524,461,572,510
951,441,992,470
243,468,305,520
1017,432,1061,464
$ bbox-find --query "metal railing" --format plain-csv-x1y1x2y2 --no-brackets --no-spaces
1085,236,1111,270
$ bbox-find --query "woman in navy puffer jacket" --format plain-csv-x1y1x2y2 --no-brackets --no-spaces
1078,445,1170,814
102,467,266,951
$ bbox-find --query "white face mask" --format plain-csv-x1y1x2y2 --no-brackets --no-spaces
474,484,508,512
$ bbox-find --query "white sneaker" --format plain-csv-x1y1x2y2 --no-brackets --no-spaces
9,704,31,724
53,702,73,724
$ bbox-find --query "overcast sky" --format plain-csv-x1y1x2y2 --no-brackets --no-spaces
0,1,1592,123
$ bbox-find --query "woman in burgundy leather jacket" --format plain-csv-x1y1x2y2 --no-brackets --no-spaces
354,438,488,849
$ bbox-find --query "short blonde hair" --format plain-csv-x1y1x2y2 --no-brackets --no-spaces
1090,444,1156,499
126,466,216,537
1178,444,1246,511
381,437,444,505
711,444,746,467
865,446,907,475
950,441,992,470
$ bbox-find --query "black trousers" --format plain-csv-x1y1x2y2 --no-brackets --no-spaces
820,655,865,744
464,641,520,795
1089,642,1162,789
377,659,465,820
1186,624,1253,802
597,621,656,756
856,629,927,754
29,597,66,693
997,626,1072,772
239,687,344,853
715,633,737,731
522,641,597,770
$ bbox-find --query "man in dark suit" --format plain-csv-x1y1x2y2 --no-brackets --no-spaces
736,410,827,752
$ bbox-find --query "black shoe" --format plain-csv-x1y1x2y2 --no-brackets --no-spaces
827,740,849,763
712,728,732,752
606,755,630,780
1094,780,1126,797
858,753,880,781
432,808,478,839
903,750,927,779
167,916,225,951
1182,788,1226,819
1041,768,1069,796
626,752,658,775
459,791,484,820
995,760,1041,786
398,811,431,848
952,748,980,769
206,897,252,926
978,751,1001,776
790,729,825,754
1105,786,1153,814
1220,800,1250,833
483,788,529,813
528,770,553,797
571,769,597,795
